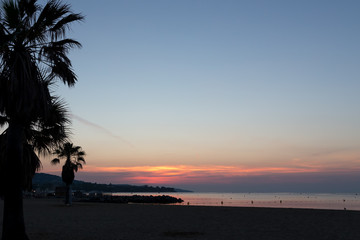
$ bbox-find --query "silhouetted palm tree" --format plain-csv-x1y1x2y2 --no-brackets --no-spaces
51,142,86,205
0,0,83,239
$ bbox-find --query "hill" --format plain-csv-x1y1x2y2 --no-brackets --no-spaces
32,173,191,193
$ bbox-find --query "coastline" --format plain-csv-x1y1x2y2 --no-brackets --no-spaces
1,198,360,240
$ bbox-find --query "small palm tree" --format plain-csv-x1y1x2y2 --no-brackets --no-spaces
51,142,85,205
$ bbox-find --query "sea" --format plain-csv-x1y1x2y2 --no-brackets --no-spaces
112,192,360,211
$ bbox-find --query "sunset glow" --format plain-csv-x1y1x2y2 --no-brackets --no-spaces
45,162,360,187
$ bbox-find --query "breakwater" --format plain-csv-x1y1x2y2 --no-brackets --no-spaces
78,194,184,204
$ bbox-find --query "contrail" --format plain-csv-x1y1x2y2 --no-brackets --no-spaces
71,114,134,147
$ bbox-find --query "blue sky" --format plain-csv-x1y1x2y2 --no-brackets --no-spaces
41,0,360,192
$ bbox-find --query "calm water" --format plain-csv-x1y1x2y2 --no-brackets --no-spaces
112,192,360,211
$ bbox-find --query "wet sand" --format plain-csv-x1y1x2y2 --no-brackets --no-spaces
1,198,360,240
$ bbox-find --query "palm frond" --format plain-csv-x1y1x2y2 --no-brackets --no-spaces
18,0,38,29
51,158,60,165
35,0,70,31
27,95,70,155
48,57,77,86
2,0,22,30
77,156,85,164
71,145,81,153
53,148,61,155
50,13,84,39
77,150,85,156
0,115,8,128
51,38,82,52
18,0,38,20
75,162,82,171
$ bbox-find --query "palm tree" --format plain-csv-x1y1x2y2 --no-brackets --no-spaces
51,142,86,205
0,0,83,239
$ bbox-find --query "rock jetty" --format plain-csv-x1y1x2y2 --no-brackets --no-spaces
78,194,184,204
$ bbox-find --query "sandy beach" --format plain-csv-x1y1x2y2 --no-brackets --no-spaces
1,198,360,240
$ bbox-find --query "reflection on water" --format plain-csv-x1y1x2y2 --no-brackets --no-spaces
112,192,360,210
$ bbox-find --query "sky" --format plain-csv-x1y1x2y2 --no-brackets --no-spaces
40,0,360,192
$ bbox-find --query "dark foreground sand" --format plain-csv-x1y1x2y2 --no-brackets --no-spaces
1,198,360,240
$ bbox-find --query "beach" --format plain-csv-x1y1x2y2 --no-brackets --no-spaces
1,199,360,240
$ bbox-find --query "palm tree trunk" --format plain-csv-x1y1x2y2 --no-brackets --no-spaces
1,122,29,240
2,186,28,240
65,184,71,205
63,158,74,205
